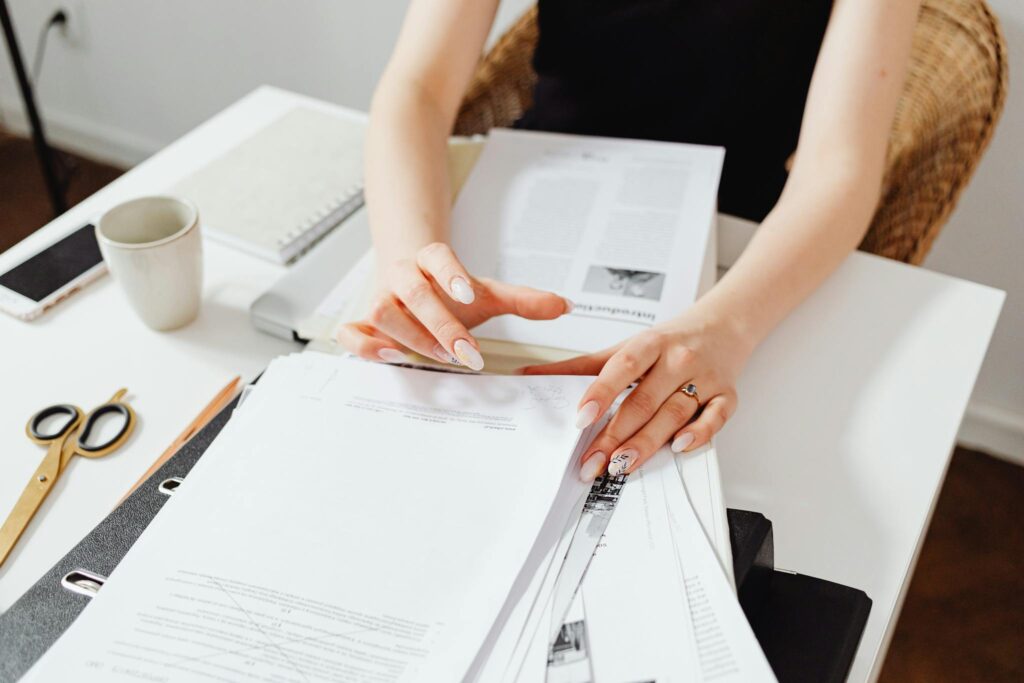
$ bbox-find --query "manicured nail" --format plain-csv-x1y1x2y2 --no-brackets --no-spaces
378,348,406,364
450,277,475,304
671,433,695,453
579,452,607,483
608,449,637,476
563,298,575,313
453,339,484,371
434,344,459,364
575,400,600,429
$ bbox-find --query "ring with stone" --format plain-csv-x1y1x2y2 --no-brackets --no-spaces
679,382,701,405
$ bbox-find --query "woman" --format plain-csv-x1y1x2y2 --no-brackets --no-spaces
337,0,921,481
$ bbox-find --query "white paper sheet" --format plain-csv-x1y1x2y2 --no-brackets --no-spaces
451,129,723,353
545,471,627,646
26,354,596,683
475,415,623,683
469,447,592,683
677,441,734,588
541,442,734,682
498,507,582,683
583,450,776,682
545,594,593,683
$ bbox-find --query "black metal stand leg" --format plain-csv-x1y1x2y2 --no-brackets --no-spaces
0,0,66,216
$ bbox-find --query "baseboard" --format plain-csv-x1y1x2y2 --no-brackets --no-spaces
957,400,1024,466
0,98,159,169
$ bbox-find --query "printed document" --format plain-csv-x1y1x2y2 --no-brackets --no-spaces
581,450,776,682
450,129,723,353
303,130,723,362
541,446,747,683
26,354,596,683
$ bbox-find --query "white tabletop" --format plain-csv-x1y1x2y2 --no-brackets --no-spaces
0,87,313,608
0,87,1004,683
716,219,1002,681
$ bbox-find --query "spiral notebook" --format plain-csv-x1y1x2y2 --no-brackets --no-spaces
171,105,367,263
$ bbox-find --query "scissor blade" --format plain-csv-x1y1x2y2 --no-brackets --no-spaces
0,442,63,568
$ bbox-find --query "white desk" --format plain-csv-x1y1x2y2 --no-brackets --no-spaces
0,86,1004,682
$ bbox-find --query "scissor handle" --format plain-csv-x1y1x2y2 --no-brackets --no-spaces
26,404,83,444
74,389,136,458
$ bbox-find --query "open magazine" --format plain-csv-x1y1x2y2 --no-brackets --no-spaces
301,129,724,373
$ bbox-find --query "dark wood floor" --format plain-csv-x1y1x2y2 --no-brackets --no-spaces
879,448,1024,682
2,132,1022,680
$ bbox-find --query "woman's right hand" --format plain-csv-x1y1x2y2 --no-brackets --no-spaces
335,242,572,371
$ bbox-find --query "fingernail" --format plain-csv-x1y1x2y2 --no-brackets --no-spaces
575,400,600,429
563,298,575,313
453,339,484,371
378,348,406,364
450,277,475,304
580,452,607,482
671,433,695,453
434,344,459,364
608,449,637,476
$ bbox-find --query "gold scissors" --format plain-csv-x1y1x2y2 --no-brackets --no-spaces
0,388,136,568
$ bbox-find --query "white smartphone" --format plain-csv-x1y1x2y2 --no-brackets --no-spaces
0,223,106,321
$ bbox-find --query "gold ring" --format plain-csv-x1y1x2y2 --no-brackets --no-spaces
679,383,700,405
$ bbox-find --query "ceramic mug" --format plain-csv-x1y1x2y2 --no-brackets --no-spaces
96,196,203,331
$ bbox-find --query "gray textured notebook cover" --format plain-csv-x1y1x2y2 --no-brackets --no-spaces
0,395,239,683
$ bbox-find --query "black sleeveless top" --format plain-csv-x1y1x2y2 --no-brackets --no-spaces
516,0,834,221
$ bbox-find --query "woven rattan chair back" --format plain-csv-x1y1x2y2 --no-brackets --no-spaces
454,1,1008,265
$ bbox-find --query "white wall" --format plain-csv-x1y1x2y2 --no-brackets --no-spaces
1,0,1020,459
924,0,1024,462
0,0,534,165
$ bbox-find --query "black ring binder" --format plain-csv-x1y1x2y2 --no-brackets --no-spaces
157,477,184,496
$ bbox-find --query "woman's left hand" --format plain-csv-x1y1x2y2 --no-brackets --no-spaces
520,308,754,481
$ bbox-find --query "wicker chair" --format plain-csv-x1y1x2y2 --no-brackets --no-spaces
454,1,1008,265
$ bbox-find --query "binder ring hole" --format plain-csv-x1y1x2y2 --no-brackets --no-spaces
158,477,184,495
61,569,107,598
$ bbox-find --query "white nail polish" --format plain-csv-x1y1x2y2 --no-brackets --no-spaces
579,452,607,482
453,339,484,371
575,400,600,429
433,344,458,364
450,277,475,304
607,450,637,477
563,298,575,313
671,433,695,453
378,348,406,364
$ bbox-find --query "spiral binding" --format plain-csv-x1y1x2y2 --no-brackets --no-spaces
275,184,365,262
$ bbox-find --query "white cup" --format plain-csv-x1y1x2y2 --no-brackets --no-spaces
96,196,203,331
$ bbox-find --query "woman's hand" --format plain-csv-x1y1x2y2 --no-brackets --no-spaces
336,242,572,371
521,308,754,481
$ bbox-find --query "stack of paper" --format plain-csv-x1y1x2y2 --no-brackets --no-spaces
25,353,773,682
543,450,775,683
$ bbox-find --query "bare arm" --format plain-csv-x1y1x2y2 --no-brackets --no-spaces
365,0,498,267
341,0,569,370
700,0,922,348
527,0,923,480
